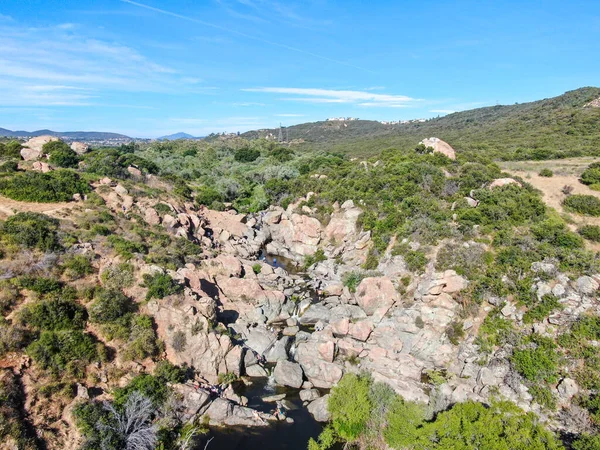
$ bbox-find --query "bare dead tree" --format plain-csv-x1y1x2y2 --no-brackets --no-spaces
98,391,157,450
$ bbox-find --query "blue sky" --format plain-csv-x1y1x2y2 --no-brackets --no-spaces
0,0,598,138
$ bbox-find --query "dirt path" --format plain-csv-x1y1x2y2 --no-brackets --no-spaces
0,195,76,220
500,158,600,250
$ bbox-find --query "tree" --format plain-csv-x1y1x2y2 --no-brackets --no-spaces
44,141,79,168
327,373,372,442
98,391,157,450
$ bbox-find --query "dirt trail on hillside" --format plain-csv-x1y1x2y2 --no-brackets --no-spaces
502,163,600,251
0,195,75,220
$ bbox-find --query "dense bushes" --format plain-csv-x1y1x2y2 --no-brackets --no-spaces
83,148,158,178
0,169,90,202
581,163,600,186
26,330,100,375
18,296,86,331
579,225,600,242
234,147,261,162
142,272,182,300
44,141,79,168
563,194,600,216
0,212,61,251
539,168,554,177
310,373,564,450
0,140,22,158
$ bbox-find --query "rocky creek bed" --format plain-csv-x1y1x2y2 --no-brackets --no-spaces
114,191,600,445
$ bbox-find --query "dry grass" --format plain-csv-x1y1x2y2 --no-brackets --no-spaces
500,157,600,250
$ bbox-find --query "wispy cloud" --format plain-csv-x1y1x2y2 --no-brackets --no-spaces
243,87,418,108
121,0,371,72
0,20,211,107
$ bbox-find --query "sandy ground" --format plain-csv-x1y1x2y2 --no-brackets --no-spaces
0,195,76,220
500,158,600,250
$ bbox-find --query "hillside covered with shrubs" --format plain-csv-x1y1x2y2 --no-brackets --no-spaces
2,123,600,450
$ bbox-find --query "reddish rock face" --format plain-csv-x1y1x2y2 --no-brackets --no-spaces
355,276,399,316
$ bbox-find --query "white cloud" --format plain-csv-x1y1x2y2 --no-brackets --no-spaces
430,109,455,114
0,20,211,107
243,87,418,108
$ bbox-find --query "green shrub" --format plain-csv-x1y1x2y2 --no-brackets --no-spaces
328,374,372,442
18,297,86,331
106,235,147,260
62,254,94,280
304,248,327,269
1,169,89,202
100,263,135,290
512,334,559,383
578,225,600,242
581,163,600,186
539,168,554,177
154,360,188,383
342,271,365,293
523,294,562,323
112,373,169,408
387,399,563,450
0,212,61,251
44,141,79,168
529,384,557,410
142,272,182,300
0,169,90,202
0,160,18,172
0,140,22,158
252,263,262,274
18,276,62,294
234,147,260,163
122,314,159,360
88,289,133,324
26,330,99,375
563,194,600,216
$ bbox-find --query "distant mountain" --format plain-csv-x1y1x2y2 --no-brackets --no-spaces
157,132,201,140
0,128,132,140
241,87,600,159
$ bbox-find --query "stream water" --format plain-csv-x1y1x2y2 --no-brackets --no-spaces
201,251,330,450
204,377,326,450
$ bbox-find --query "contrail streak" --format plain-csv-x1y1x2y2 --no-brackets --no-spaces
121,0,374,73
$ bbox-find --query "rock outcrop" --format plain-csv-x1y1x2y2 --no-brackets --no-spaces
419,137,456,160
70,142,89,154
21,135,59,160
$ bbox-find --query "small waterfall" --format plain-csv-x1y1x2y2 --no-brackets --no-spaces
265,368,277,394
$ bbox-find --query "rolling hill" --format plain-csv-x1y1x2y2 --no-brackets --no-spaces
242,87,600,159
0,128,132,140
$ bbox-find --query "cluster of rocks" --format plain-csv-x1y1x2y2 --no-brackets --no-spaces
19,135,89,161
94,181,600,433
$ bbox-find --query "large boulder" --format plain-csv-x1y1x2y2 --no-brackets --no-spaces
147,293,240,383
203,398,274,426
70,141,89,155
419,137,456,160
273,360,304,388
489,178,522,189
324,202,362,242
20,135,59,160
307,394,331,422
355,277,399,316
268,213,323,258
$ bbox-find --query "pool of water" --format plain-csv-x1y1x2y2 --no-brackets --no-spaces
259,249,302,275
200,377,326,450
